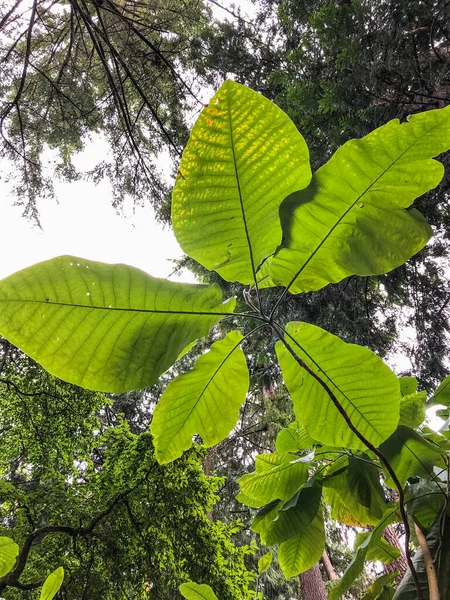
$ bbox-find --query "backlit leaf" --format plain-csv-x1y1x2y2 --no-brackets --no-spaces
271,106,450,293
40,567,64,600
237,452,310,508
179,582,218,600
399,391,426,428
152,331,248,464
0,536,18,578
429,374,450,407
276,322,400,449
0,256,234,392
172,80,311,285
258,552,273,575
354,533,401,564
380,426,446,488
278,510,325,578
252,479,322,546
275,422,315,453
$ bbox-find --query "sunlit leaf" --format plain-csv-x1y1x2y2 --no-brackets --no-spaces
237,452,310,508
429,374,450,407
40,567,64,600
252,479,322,546
405,480,446,531
361,572,399,600
278,510,325,578
0,536,18,578
399,377,418,397
275,422,315,453
179,582,218,600
399,391,427,429
258,552,273,575
380,426,446,488
152,331,248,464
323,456,390,526
172,79,311,285
355,532,401,564
271,106,450,293
276,322,400,449
0,256,234,392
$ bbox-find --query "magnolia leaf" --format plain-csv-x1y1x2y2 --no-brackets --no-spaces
323,456,389,526
355,532,401,564
237,452,309,508
275,422,315,453
258,552,273,575
271,105,450,293
399,377,418,397
405,480,446,531
252,479,322,546
276,322,400,449
179,582,218,600
172,79,311,285
329,507,398,600
399,392,427,429
361,572,399,600
0,256,234,392
323,486,365,527
380,426,446,488
278,510,325,578
0,536,18,578
40,567,64,600
429,374,450,407
152,331,248,464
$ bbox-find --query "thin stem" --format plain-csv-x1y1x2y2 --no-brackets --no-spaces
271,320,425,600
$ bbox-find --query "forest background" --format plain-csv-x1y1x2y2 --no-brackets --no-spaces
0,0,449,598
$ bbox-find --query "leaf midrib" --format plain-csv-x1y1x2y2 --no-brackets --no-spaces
285,120,439,293
1,298,233,317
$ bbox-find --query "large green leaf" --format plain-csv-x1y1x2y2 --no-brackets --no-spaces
278,510,325,578
252,479,322,546
276,322,400,449
428,374,450,407
323,456,390,526
172,80,311,285
151,331,248,464
179,582,218,600
361,572,399,600
258,552,273,575
40,567,64,600
0,256,235,392
329,507,398,600
275,422,315,453
405,480,446,532
354,533,401,564
237,452,310,508
399,391,427,428
0,536,18,578
380,426,446,488
270,106,450,293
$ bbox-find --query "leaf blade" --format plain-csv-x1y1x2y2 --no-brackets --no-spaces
151,331,248,464
172,80,311,284
0,256,234,392
271,106,450,293
276,322,400,449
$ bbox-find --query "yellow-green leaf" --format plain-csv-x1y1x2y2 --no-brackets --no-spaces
271,106,450,293
0,256,234,392
172,80,311,285
276,322,400,449
0,536,18,578
40,567,64,600
151,331,248,464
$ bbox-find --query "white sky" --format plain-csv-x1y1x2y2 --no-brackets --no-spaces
0,139,196,283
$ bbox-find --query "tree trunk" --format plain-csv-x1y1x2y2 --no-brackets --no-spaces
299,563,327,600
321,548,337,581
383,525,408,582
